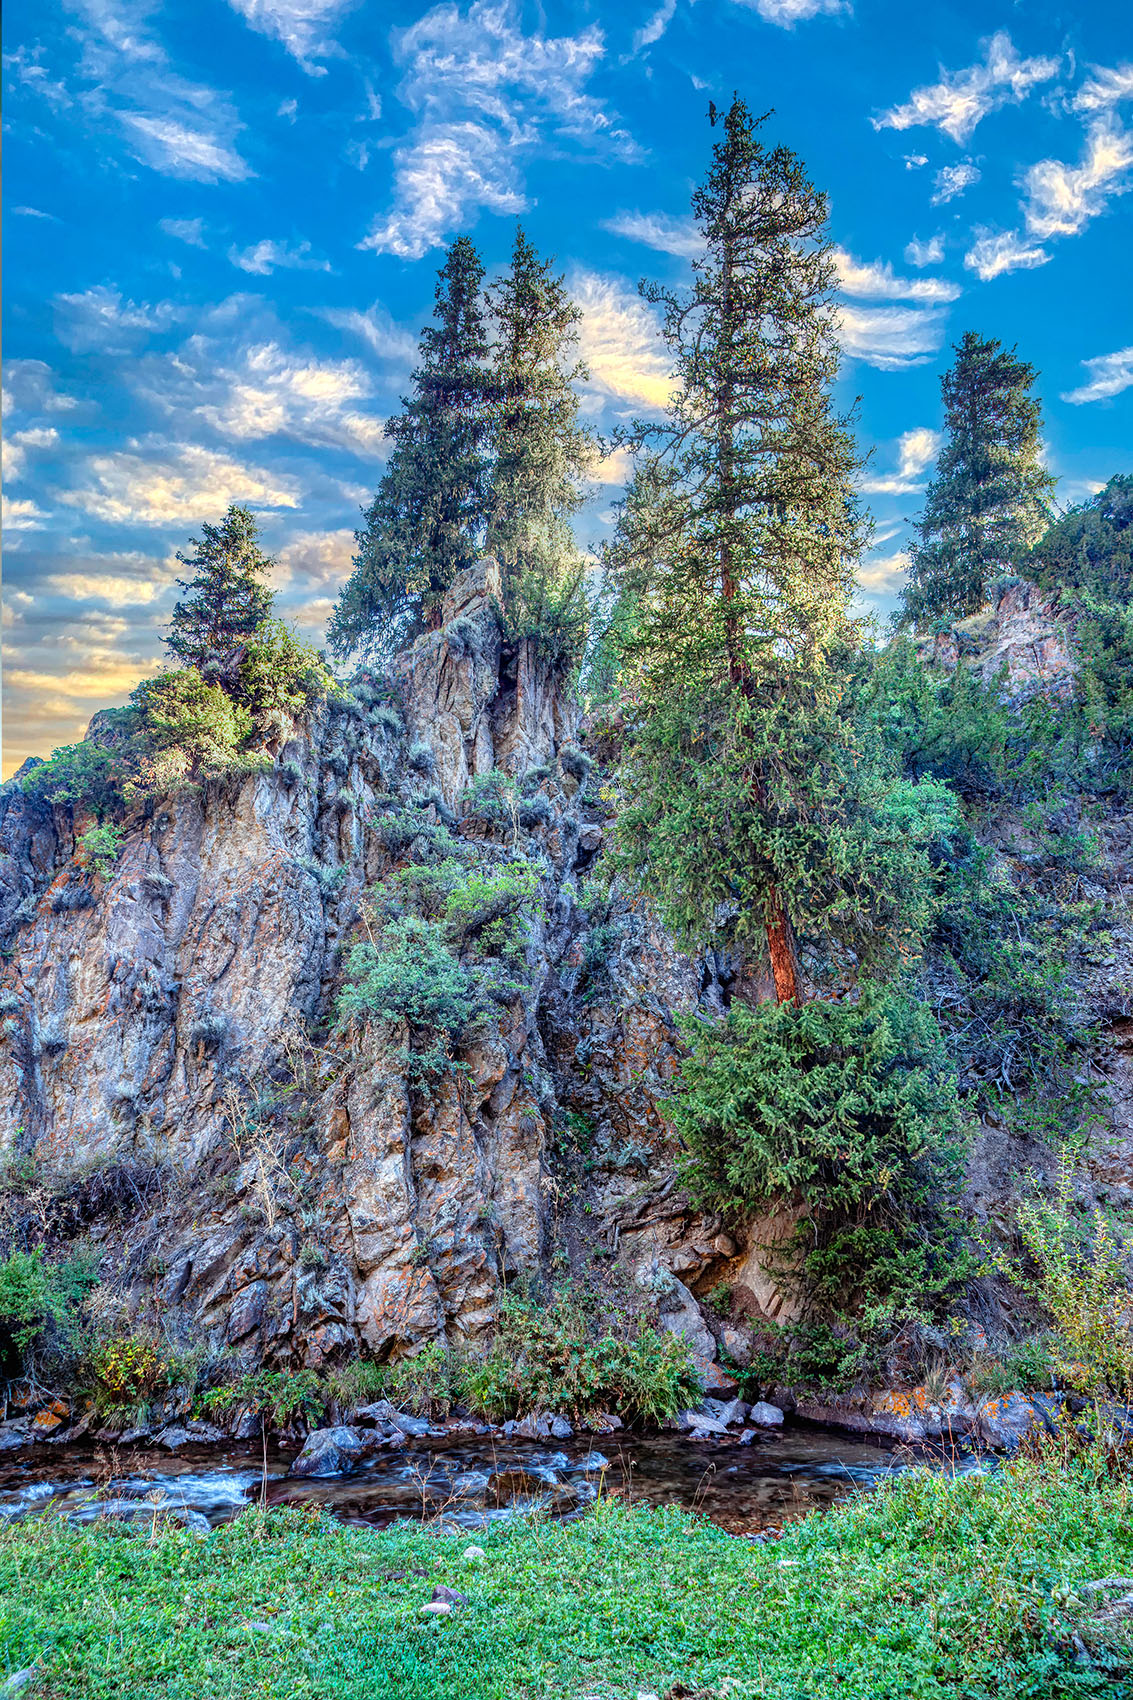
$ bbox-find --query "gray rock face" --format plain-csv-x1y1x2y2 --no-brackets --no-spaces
0,560,797,1381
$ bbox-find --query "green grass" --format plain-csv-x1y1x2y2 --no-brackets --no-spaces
0,1449,1130,1699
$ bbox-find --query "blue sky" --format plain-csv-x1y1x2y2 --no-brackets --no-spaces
3,0,1131,774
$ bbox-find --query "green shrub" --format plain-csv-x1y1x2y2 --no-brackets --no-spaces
130,668,254,788
236,620,330,722
76,822,123,879
19,742,124,817
498,553,590,674
1012,1179,1133,1399
203,1368,326,1427
85,1331,168,1410
460,1289,700,1423
671,986,970,1329
0,1246,99,1356
459,771,517,826
337,917,473,1049
0,1249,57,1352
933,843,1101,1141
443,863,538,939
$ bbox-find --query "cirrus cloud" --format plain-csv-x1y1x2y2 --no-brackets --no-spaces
1061,347,1133,405
874,31,1059,145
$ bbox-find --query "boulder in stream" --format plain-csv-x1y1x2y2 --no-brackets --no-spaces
288,1425,370,1478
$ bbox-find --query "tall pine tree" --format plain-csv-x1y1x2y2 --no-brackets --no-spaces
485,226,592,580
606,100,967,1325
608,98,914,1006
329,237,491,659
900,331,1054,627
485,226,594,670
167,504,275,687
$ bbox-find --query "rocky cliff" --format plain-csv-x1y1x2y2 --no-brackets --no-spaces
2,564,1130,1435
0,562,759,1383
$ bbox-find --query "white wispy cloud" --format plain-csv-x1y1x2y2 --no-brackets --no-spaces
1073,63,1133,115
903,154,929,170
43,560,179,607
835,303,948,370
874,31,1059,144
12,205,60,221
59,442,301,526
834,247,960,303
2,360,81,416
274,528,357,588
860,427,941,495
904,235,944,267
963,229,1050,282
18,0,252,186
857,551,909,594
362,122,525,259
321,303,418,364
602,209,701,258
54,286,183,353
4,427,60,482
1062,346,1133,404
361,0,634,260
120,113,251,182
224,0,352,72
191,342,385,455
1023,118,1133,240
633,0,675,52
229,237,332,275
737,0,845,26
2,495,51,531
570,270,673,412
931,160,980,204
160,217,207,247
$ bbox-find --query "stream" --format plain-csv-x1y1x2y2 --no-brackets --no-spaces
0,1423,982,1539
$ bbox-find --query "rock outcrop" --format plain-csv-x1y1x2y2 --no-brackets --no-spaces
0,562,772,1374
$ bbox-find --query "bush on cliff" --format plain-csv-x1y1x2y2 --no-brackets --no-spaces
337,916,475,1065
671,985,971,1334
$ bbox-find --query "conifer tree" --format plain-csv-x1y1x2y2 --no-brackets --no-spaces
609,98,892,1006
485,226,592,581
900,332,1054,627
329,237,491,659
166,504,275,686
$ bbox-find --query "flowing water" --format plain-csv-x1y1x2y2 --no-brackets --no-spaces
0,1424,981,1539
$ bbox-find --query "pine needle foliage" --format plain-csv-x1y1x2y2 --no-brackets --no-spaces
329,237,491,660
485,225,593,589
166,505,276,686
673,986,970,1322
900,332,1055,627
606,99,898,1002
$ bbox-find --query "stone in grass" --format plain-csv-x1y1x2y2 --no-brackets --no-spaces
421,1585,469,1617
747,1401,785,1427
463,1546,486,1563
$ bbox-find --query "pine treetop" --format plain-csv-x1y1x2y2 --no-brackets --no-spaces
900,330,1055,628
166,504,276,683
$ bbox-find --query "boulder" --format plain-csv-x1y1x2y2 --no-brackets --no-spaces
0,1420,30,1452
976,1393,1048,1450
155,1425,191,1450
351,1399,403,1426
288,1425,369,1478
679,1409,728,1435
747,1401,785,1428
